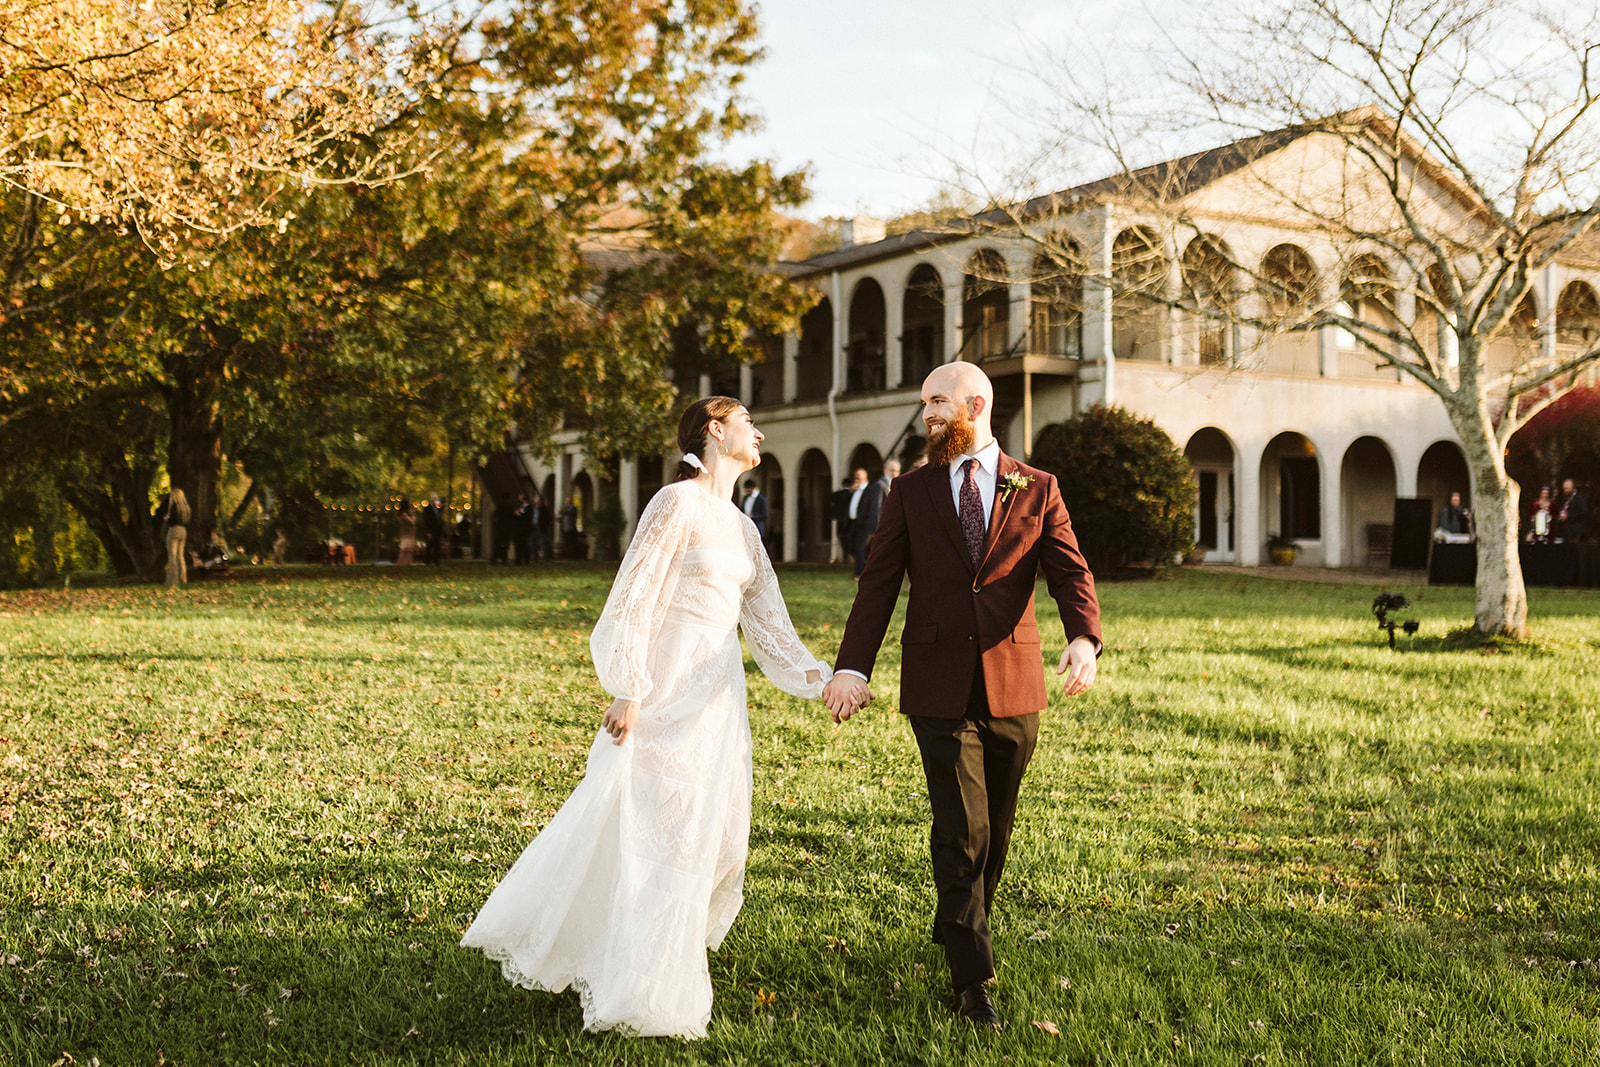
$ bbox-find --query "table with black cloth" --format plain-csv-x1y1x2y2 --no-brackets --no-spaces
1429,541,1600,588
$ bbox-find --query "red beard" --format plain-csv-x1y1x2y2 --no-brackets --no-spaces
927,407,977,467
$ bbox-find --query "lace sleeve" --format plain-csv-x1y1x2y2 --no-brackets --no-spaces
738,519,832,699
589,484,694,703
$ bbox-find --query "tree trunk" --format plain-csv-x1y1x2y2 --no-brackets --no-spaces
1443,390,1529,637
30,521,58,584
163,353,226,540
61,460,167,578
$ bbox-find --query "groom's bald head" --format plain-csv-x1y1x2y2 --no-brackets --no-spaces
923,361,994,422
921,362,996,464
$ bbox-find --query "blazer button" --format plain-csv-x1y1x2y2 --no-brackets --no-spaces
972,584,981,593
967,634,974,640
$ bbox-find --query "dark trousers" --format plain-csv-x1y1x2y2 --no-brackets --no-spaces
908,664,1039,990
849,526,872,576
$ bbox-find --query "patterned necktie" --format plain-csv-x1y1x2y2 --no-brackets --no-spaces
959,458,984,569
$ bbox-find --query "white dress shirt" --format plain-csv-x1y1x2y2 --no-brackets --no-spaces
848,484,866,519
836,439,1003,686
742,490,760,516
948,438,1001,521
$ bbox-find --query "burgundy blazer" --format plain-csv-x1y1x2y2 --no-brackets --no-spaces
834,450,1101,719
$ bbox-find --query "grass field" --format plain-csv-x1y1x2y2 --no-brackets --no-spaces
2,563,1598,1065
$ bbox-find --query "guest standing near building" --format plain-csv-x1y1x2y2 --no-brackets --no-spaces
396,500,417,565
512,493,534,564
423,494,445,566
1557,478,1589,541
740,480,768,542
529,492,549,561
853,459,899,579
163,488,190,585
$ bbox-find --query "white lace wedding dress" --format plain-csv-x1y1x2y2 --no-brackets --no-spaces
460,480,832,1039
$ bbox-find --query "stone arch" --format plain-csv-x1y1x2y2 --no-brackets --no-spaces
1338,253,1400,379
1487,292,1541,382
1181,234,1238,365
749,453,783,556
797,448,833,563
847,442,883,483
796,296,833,402
1340,436,1398,566
1261,243,1318,318
1417,440,1472,518
963,248,1010,360
566,470,594,559
846,277,887,393
1031,240,1083,358
1260,431,1322,561
1557,280,1600,347
901,263,944,385
1112,226,1167,362
1260,243,1320,375
1184,427,1237,560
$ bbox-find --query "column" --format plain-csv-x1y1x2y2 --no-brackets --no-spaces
553,453,569,560
883,271,905,387
1236,441,1261,566
943,277,963,363
1318,274,1341,378
738,362,753,407
1320,448,1342,568
1542,264,1558,364
783,469,800,563
618,456,638,550
1394,285,1416,370
1082,214,1116,404
1008,279,1032,353
782,332,799,402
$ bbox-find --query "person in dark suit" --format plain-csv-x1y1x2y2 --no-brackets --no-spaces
1557,478,1589,541
830,475,855,565
823,362,1101,1030
852,459,901,579
422,493,445,566
529,492,548,561
740,480,768,541
512,493,534,564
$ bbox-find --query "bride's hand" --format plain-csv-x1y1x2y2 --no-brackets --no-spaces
603,699,639,745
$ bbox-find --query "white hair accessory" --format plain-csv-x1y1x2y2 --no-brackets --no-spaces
682,452,708,473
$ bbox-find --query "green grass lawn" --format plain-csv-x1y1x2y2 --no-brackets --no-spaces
2,563,1598,1065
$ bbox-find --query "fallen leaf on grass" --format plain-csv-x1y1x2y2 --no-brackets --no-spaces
1028,929,1050,940
1033,1020,1061,1036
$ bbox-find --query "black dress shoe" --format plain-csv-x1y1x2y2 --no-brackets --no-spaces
956,983,1002,1030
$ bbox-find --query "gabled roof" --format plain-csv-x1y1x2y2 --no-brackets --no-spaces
785,108,1489,277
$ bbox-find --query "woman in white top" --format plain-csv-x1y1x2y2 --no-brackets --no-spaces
460,396,834,1039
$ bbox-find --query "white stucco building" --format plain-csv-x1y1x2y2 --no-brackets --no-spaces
513,121,1600,568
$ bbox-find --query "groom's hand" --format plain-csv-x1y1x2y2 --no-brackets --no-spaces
1055,636,1098,696
823,675,871,723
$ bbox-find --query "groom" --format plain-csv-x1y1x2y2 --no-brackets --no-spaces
823,360,1101,1030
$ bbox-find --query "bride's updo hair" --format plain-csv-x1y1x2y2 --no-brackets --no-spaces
675,395,741,481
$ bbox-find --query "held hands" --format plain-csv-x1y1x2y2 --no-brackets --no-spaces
822,674,872,724
1055,636,1099,697
603,698,639,745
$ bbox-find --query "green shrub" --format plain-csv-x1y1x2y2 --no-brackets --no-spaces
1030,403,1195,574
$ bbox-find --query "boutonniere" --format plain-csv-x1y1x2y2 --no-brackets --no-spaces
999,472,1034,501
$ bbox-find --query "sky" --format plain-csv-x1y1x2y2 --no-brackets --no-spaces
720,0,1180,221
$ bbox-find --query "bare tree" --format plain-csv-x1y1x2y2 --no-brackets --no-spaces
959,0,1600,636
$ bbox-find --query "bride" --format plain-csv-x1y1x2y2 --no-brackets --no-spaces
460,396,842,1039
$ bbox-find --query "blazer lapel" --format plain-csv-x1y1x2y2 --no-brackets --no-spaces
929,463,976,574
977,451,1021,576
